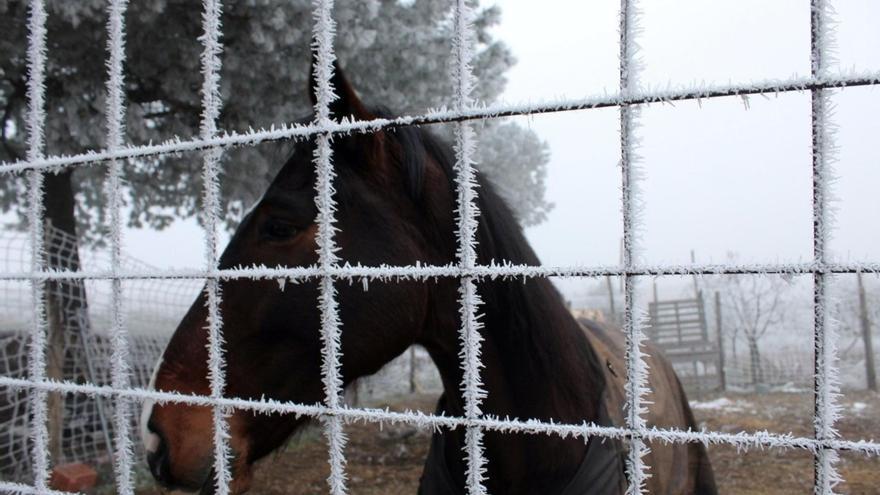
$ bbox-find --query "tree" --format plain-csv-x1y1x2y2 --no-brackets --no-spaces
0,0,552,245
710,255,790,388
832,274,879,390
1,0,553,460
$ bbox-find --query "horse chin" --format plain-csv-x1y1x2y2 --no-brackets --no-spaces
192,415,299,494
196,461,255,495
197,469,217,495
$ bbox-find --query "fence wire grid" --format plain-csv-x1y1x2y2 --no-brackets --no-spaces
1,0,880,495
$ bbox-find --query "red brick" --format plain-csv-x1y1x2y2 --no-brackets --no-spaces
50,463,98,492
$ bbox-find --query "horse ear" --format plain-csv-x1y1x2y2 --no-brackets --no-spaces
308,58,388,176
309,58,373,121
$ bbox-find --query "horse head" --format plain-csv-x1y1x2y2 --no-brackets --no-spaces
140,65,461,494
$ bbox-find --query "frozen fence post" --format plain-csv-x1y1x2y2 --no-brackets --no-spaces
197,0,234,494
810,1,842,493
309,1,348,493
451,1,488,493
103,0,135,493
618,1,650,494
23,0,51,491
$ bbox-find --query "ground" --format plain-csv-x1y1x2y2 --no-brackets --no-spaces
131,392,880,495
687,392,880,494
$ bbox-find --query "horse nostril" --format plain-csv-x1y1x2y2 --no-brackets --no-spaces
146,426,173,486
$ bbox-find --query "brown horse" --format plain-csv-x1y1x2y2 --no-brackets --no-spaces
140,66,716,494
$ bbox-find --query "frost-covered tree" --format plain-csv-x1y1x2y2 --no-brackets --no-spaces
832,275,878,390
707,254,791,388
474,120,553,226
1,0,553,460
0,0,552,246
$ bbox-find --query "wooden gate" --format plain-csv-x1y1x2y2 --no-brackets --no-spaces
648,297,723,397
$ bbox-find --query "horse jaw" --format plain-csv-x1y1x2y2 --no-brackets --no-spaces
140,356,163,454
194,445,255,495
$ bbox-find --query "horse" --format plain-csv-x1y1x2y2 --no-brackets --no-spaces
140,65,717,495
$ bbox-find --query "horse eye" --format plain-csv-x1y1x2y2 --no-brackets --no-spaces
262,218,299,240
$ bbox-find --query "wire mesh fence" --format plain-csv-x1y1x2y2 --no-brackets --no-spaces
0,0,879,494
0,227,443,484
0,226,198,482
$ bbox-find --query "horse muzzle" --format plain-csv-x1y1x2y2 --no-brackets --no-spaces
144,419,209,492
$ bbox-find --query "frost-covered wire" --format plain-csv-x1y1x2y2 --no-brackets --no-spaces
195,1,234,494
103,0,135,493
309,0,348,493
810,1,843,493
0,480,84,495
1,260,879,283
23,0,51,491
3,375,880,458
451,1,488,493
618,1,650,493
2,71,880,176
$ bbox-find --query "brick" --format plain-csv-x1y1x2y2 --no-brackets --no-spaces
50,463,98,492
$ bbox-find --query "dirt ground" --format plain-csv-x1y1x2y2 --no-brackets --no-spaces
689,392,880,494
133,392,880,495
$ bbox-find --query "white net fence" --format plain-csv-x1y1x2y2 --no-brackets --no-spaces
0,0,879,494
0,226,198,481
0,226,441,484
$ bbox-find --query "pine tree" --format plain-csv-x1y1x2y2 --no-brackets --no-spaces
0,0,552,243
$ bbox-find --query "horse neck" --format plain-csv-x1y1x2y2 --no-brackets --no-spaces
427,176,604,422
412,169,607,489
425,275,604,426
419,274,605,491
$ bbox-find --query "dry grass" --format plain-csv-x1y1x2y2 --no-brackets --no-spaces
135,391,880,494
691,392,880,494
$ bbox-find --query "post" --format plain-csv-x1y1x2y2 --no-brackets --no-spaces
858,272,876,392
350,381,359,406
618,237,624,293
690,249,701,299
649,279,659,330
715,291,727,392
46,296,65,461
409,345,418,394
606,276,617,324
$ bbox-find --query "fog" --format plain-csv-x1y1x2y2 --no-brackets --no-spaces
117,1,879,305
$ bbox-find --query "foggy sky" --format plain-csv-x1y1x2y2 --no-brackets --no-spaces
494,0,880,269
120,0,879,305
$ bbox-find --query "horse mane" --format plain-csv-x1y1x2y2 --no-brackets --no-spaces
272,105,605,419
376,109,606,421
